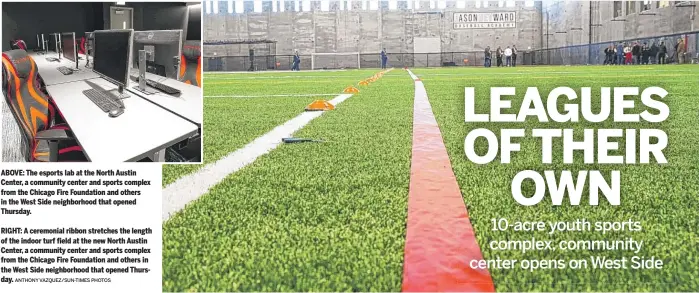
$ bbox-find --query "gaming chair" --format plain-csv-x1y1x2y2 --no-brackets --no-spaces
1,49,86,162
10,39,27,51
178,40,201,87
79,37,86,55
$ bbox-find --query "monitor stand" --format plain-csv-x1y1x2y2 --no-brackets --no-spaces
107,85,130,106
132,50,157,95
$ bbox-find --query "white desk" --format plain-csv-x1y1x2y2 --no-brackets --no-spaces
31,52,99,86
127,69,203,126
46,78,198,162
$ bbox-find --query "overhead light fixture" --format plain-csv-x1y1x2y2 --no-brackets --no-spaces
116,1,126,5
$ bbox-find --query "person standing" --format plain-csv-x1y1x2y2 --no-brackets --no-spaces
624,44,632,65
484,46,492,67
380,48,388,69
504,46,512,67
512,45,518,66
675,38,687,64
292,50,300,71
642,42,650,64
650,41,658,64
658,41,667,64
632,42,641,65
616,42,624,65
496,46,503,67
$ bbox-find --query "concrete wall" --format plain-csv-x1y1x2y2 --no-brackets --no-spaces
203,1,543,59
2,2,102,52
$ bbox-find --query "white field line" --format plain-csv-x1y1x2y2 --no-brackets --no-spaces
207,69,348,74
415,69,696,77
205,94,340,98
162,93,354,222
207,75,405,80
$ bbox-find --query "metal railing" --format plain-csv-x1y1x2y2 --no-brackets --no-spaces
203,31,699,71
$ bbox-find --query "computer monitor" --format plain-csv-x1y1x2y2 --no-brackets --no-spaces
132,30,182,78
92,29,133,94
61,32,78,69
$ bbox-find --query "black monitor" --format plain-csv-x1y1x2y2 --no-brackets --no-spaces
132,30,182,79
61,32,78,69
93,29,133,92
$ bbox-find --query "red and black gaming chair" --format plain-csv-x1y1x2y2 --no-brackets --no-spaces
10,39,27,51
178,40,201,87
78,37,86,55
1,49,86,162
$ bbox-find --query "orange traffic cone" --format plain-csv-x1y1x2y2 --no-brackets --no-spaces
344,86,360,93
358,80,369,86
305,100,335,111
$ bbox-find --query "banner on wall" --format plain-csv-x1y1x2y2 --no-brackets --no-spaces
453,12,517,29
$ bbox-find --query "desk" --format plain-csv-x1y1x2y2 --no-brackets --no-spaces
127,69,202,126
30,52,99,86
46,78,198,162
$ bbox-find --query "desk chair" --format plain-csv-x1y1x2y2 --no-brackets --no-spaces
79,37,87,55
1,49,86,162
10,39,27,51
178,40,201,87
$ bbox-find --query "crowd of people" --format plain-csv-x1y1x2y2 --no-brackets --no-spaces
483,45,518,67
603,38,687,65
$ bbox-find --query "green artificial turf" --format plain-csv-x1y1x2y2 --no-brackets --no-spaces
162,70,382,186
162,69,414,291
414,65,699,291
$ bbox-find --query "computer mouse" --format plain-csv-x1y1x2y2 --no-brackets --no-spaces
108,109,123,118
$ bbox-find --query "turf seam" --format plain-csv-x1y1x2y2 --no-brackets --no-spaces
161,93,353,222
401,69,495,292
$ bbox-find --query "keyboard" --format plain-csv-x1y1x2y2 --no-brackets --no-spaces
57,66,73,75
82,89,121,113
138,77,181,95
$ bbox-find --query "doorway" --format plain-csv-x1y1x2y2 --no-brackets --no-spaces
110,6,133,29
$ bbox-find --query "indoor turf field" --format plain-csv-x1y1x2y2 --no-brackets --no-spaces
161,65,699,292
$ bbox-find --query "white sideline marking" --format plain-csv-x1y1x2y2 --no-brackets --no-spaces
415,69,695,77
205,94,340,98
162,94,354,222
207,69,348,74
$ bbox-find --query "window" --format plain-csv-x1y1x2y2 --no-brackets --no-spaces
643,0,653,10
398,0,409,9
262,0,273,11
625,1,636,15
613,1,622,17
658,0,670,7
244,0,254,12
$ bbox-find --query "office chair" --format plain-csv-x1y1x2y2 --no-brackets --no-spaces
1,49,86,162
178,40,201,87
79,37,86,55
10,39,27,51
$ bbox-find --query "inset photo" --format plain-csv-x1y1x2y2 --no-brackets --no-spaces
1,1,202,163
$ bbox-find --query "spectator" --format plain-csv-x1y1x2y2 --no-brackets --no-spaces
496,46,503,67
616,42,624,65
484,46,492,67
512,45,518,67
658,41,667,64
650,41,659,64
292,50,300,71
677,38,686,64
504,46,512,67
624,44,632,65
642,42,651,65
380,48,388,69
603,45,613,65
632,42,641,65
